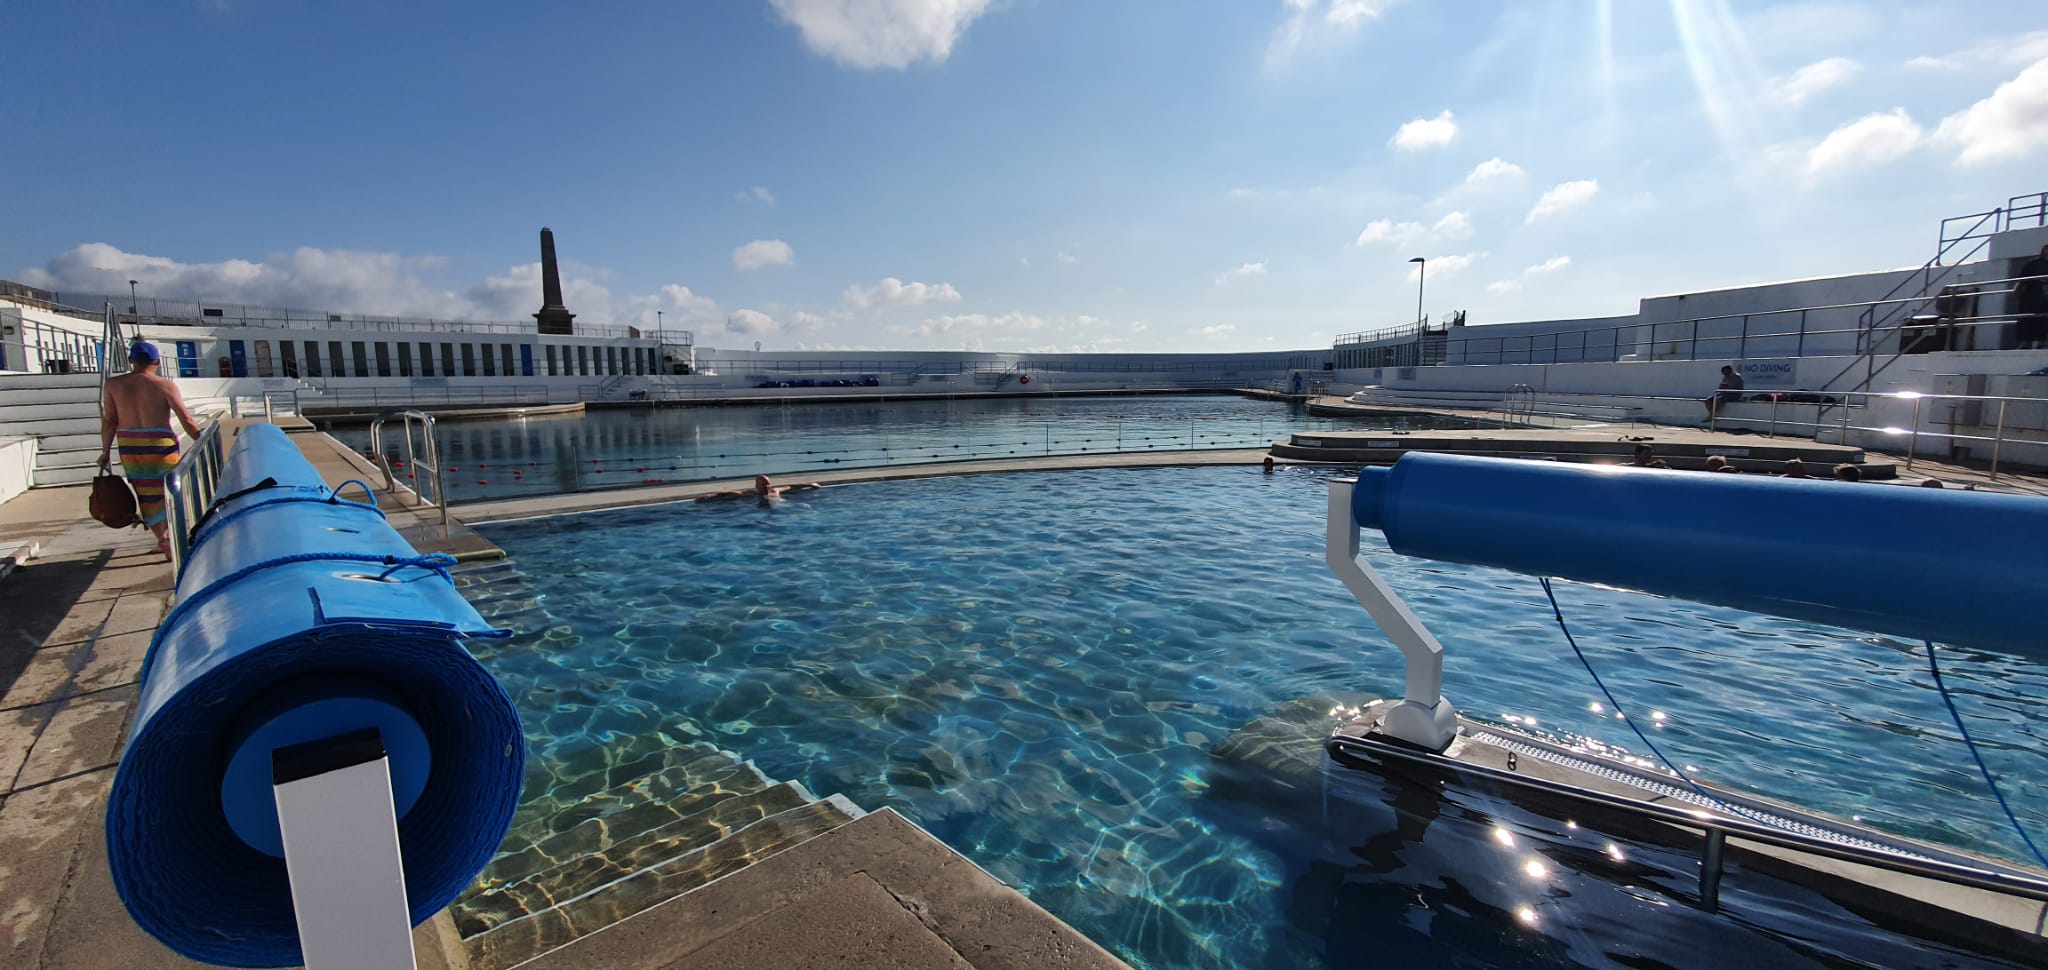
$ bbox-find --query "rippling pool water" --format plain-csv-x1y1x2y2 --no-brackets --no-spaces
331,395,1475,501
470,467,2046,968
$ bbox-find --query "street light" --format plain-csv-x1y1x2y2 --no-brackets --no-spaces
1407,257,1425,328
128,279,138,315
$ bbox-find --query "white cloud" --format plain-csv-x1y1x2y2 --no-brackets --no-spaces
768,0,994,70
1391,109,1457,150
890,311,1048,340
1356,219,1424,246
1199,324,1237,336
1431,211,1473,240
1056,249,1077,264
842,277,963,310
1407,252,1482,282
1486,280,1520,294
1216,260,1268,285
20,241,717,331
1483,255,1571,295
1806,108,1923,173
725,308,781,335
1525,179,1599,222
1355,210,1470,247
1905,31,2048,72
1464,157,1524,183
1932,58,2048,166
1268,0,1400,67
1018,255,1031,268
734,186,776,205
1525,255,1571,275
732,239,795,271
1769,57,1861,106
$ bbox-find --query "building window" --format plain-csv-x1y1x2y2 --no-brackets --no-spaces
501,344,514,378
351,341,368,377
577,345,589,376
441,343,455,376
304,341,322,377
329,341,347,377
419,342,434,376
280,340,299,378
397,342,413,377
461,343,477,377
546,345,558,376
481,342,498,376
374,342,391,377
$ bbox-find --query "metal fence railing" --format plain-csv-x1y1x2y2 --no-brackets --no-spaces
32,288,679,342
302,385,552,409
163,421,228,573
1445,275,2044,367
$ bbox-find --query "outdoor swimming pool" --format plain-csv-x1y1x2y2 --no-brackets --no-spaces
467,467,2046,968
330,395,1477,501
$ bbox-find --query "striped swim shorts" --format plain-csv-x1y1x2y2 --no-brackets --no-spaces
117,427,180,528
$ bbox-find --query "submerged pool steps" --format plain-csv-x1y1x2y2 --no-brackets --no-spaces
446,556,872,969
463,794,864,969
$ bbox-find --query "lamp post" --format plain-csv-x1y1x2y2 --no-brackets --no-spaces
1407,257,1425,328
128,279,138,315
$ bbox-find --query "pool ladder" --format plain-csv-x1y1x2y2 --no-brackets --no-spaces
370,407,449,530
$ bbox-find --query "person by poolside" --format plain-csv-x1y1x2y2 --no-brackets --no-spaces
1780,458,1809,479
1833,464,1861,482
697,474,821,507
1262,456,1276,474
1921,478,1946,488
1630,443,1656,467
1704,365,1744,419
99,342,202,558
1704,455,1737,473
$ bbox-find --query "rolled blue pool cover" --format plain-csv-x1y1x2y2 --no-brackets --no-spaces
107,423,523,968
1350,453,2048,659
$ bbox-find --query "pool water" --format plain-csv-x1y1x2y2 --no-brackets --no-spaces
468,467,2046,968
331,395,1477,501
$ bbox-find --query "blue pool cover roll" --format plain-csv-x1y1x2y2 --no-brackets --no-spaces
1350,453,2048,659
107,424,524,968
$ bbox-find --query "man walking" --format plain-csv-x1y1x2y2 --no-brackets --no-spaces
100,341,202,557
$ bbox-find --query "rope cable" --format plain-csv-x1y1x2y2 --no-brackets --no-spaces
1924,640,2048,869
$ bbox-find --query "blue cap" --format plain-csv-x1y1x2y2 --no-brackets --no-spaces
129,341,160,363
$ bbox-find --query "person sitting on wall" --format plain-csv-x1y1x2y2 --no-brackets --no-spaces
1704,365,1744,418
1780,458,1810,479
697,474,822,507
1833,464,1861,482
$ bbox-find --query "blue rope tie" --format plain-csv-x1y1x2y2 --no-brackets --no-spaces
1924,640,2048,869
329,479,380,508
186,491,387,557
1539,576,1774,826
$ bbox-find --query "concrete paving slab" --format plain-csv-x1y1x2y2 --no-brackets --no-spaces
70,629,150,697
0,701,54,793
12,685,135,790
0,771,109,969
522,808,1127,970
674,871,974,970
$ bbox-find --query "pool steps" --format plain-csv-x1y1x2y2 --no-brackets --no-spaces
447,557,871,968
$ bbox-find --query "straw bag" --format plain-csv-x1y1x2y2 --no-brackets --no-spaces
90,472,140,529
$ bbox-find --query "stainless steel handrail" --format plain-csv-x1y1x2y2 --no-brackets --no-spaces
163,420,228,577
369,408,448,529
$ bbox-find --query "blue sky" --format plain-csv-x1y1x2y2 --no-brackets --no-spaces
5,0,2046,352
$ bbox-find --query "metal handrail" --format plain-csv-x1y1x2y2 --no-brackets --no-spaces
369,408,448,529
1447,295,2042,368
163,420,228,576
1706,388,2046,480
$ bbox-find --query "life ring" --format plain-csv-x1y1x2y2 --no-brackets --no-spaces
1019,375,1031,385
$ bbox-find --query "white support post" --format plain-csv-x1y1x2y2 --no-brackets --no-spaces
273,730,418,970
1326,479,1458,751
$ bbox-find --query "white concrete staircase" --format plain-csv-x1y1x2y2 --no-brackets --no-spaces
0,372,105,487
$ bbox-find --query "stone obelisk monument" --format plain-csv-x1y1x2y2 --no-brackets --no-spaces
533,227,576,335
